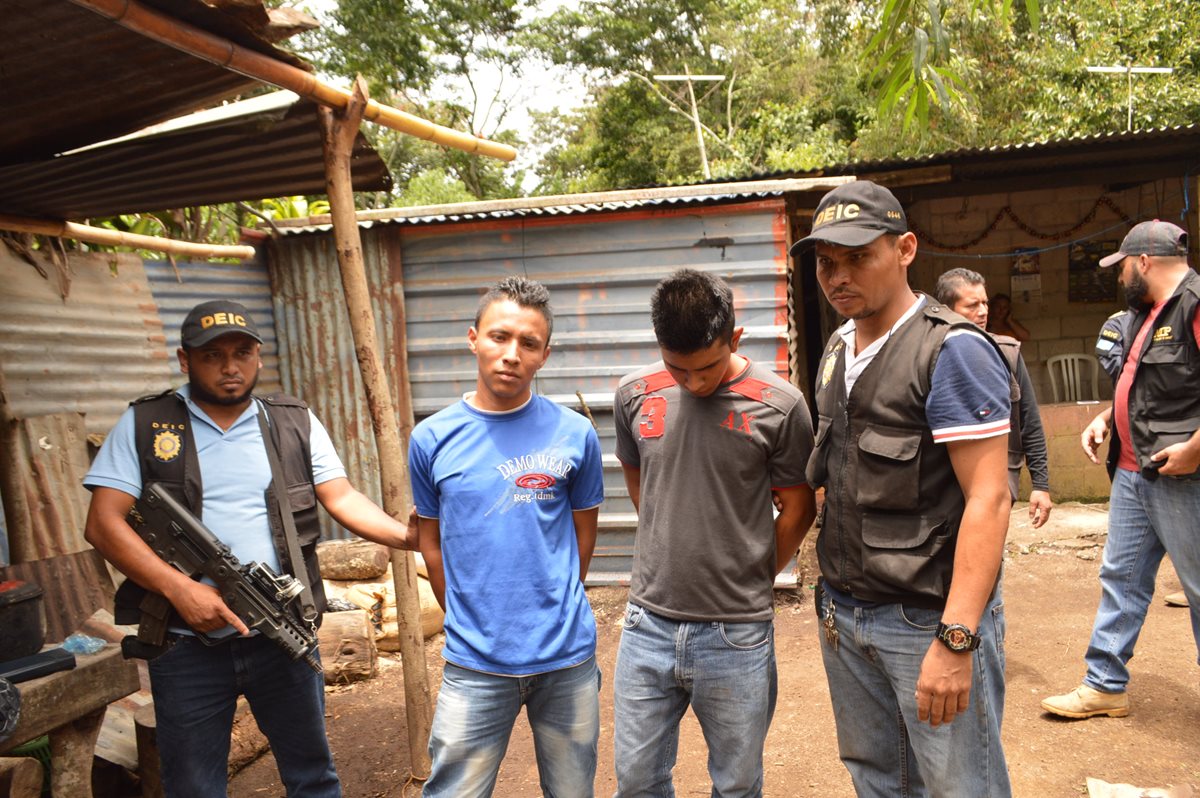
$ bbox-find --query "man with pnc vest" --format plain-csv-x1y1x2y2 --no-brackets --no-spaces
797,181,1014,797
1094,306,1189,609
1042,220,1200,719
84,300,413,797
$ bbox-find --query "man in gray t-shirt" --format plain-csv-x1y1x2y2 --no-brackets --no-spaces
611,268,815,797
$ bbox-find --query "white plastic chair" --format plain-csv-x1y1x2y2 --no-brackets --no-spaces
1046,353,1101,403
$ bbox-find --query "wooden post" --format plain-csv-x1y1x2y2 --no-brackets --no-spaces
318,77,433,779
0,369,34,565
0,756,44,798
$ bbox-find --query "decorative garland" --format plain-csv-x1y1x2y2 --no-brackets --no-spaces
909,195,1135,252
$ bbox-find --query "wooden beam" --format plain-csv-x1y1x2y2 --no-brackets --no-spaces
318,77,433,779
69,0,516,162
273,175,856,228
0,214,255,260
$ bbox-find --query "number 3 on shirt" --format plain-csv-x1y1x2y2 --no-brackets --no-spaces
639,396,668,439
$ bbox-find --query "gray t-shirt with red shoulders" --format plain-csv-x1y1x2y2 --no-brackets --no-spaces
614,359,814,622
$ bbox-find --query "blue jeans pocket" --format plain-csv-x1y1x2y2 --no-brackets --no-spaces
897,604,941,631
990,601,1006,655
718,620,772,649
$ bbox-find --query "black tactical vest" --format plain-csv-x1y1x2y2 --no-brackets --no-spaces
991,335,1025,499
808,300,1002,609
113,391,328,625
1107,269,1200,480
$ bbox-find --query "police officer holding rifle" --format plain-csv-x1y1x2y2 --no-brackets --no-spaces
84,300,413,798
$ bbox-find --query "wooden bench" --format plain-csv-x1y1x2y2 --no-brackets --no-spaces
0,645,139,798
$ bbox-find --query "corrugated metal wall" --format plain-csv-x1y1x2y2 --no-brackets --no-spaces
0,248,172,438
267,200,792,582
144,257,282,396
267,232,407,540
0,248,282,565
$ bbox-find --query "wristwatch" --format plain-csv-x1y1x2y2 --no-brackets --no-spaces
935,622,981,653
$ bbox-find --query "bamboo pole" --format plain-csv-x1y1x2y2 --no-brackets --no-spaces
69,0,516,162
318,78,433,779
0,214,256,260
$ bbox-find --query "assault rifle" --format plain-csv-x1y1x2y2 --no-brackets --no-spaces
123,483,321,673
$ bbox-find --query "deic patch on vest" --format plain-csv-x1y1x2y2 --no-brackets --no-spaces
153,429,182,462
821,341,844,388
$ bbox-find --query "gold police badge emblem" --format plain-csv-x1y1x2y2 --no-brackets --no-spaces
820,341,843,388
153,429,182,462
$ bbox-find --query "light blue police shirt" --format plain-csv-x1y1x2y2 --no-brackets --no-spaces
84,384,345,576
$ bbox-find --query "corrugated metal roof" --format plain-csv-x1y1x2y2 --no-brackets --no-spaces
824,123,1200,175
1,0,309,167
277,193,787,233
274,124,1200,235
0,93,390,220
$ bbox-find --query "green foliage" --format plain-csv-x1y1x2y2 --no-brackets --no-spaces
257,196,330,220
865,0,1040,131
399,168,481,206
309,0,534,203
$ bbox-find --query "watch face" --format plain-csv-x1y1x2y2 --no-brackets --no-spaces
944,627,971,650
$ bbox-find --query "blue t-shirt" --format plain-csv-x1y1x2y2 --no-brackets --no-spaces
927,329,1012,443
409,394,605,676
84,385,346,576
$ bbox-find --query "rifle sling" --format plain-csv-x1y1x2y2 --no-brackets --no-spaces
256,402,319,624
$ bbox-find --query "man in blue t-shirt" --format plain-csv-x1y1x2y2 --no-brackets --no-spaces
409,277,605,797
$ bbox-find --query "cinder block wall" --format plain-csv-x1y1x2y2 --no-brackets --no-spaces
1017,403,1113,502
906,180,1190,406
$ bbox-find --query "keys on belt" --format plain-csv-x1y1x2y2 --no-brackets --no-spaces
822,598,838,651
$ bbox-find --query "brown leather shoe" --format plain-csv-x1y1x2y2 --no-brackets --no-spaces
1041,685,1129,719
1164,591,1189,607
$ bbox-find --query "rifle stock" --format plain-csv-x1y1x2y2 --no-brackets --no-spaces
124,483,321,673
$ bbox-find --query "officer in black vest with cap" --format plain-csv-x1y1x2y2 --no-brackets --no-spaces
1042,220,1200,719
796,181,1014,797
84,300,414,797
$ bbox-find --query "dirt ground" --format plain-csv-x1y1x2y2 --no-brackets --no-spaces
229,503,1200,797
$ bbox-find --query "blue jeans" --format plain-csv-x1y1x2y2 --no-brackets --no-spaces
612,603,777,798
423,656,600,798
816,586,1010,798
1084,468,1200,692
148,633,339,798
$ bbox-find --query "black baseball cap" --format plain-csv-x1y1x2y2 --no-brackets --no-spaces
790,181,908,256
1098,220,1189,268
181,300,263,348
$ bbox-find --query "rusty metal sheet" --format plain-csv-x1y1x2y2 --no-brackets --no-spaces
0,248,172,437
0,413,93,562
0,96,390,219
1,0,308,166
0,549,114,642
267,232,408,540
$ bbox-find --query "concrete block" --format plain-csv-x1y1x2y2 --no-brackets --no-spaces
1038,337,1094,359
1024,316,1061,340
